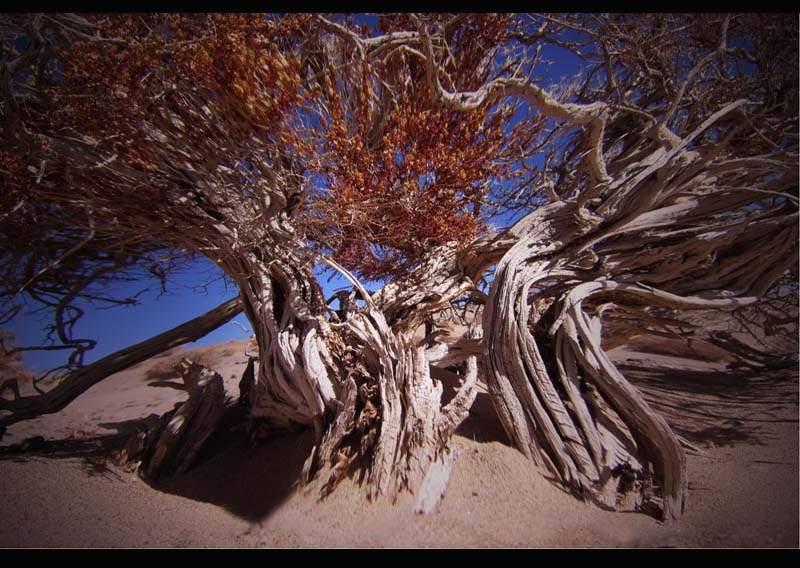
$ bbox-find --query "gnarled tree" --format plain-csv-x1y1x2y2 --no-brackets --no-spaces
1,13,796,523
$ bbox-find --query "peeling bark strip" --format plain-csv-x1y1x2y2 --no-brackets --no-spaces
414,447,456,514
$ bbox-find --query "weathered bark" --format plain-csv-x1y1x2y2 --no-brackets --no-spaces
140,358,226,483
2,12,795,525
222,249,340,440
479,121,796,523
214,160,793,522
482,208,689,521
0,296,243,439
244,256,483,511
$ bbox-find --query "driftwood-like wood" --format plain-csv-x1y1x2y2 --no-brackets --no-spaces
140,358,226,483
294,258,481,507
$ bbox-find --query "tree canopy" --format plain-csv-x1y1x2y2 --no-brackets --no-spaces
2,13,796,316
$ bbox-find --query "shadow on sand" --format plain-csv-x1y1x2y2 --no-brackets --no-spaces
0,413,315,523
0,428,131,478
455,391,510,445
152,425,315,523
621,360,798,448
2,354,795,524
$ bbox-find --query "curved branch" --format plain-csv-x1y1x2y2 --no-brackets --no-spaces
415,19,610,184
660,15,731,129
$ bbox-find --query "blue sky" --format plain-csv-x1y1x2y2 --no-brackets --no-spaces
8,258,244,371
5,15,587,374
8,257,359,372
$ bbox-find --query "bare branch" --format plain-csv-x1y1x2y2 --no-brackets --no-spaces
0,296,242,435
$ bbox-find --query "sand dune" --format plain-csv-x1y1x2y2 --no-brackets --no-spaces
1,337,797,548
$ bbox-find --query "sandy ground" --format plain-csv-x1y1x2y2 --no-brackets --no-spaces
0,334,797,548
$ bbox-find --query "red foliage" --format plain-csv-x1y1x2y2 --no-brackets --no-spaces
57,14,308,173
290,14,539,280
4,14,543,281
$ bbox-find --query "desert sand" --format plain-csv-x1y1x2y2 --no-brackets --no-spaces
0,333,797,548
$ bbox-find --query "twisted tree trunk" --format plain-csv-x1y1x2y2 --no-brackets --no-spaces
214,244,481,511
209,153,794,523
477,108,797,523
1,12,795,528
224,249,339,439
480,202,680,519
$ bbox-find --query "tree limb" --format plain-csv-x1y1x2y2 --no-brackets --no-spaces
0,295,243,437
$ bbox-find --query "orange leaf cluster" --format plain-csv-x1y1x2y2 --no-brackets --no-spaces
57,14,307,174
4,14,542,282
293,15,533,280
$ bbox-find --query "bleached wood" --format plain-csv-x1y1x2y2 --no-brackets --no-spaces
4,14,794,525
413,448,456,514
141,358,225,482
